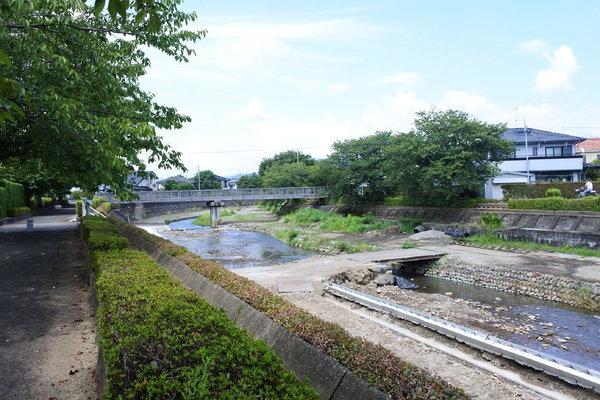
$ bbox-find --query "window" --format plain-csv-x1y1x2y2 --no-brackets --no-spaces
545,146,563,157
532,147,538,156
563,145,573,155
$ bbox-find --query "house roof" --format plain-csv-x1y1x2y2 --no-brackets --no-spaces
502,128,585,145
127,171,157,186
576,138,600,153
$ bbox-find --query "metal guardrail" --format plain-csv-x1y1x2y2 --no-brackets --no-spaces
323,281,600,393
104,186,327,203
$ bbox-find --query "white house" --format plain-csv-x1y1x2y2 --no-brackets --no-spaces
484,128,585,199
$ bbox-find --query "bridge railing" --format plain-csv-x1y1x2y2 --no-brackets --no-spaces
131,186,327,203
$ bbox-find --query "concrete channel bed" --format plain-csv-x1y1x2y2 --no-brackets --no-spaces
323,282,600,394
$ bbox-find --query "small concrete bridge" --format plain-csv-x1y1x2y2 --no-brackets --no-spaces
134,186,327,203
107,186,327,225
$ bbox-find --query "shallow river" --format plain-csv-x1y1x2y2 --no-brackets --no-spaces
159,218,599,371
409,275,600,370
161,218,312,269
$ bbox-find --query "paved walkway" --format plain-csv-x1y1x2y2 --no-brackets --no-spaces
0,212,98,400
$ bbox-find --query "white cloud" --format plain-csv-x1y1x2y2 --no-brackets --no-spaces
437,90,512,123
375,71,421,85
325,82,350,94
518,38,548,54
534,45,579,91
230,98,269,120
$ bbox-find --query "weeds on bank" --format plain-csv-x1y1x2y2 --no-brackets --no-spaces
283,208,394,233
274,228,374,254
192,208,237,226
464,232,600,257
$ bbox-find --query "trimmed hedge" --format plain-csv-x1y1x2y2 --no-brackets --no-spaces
501,181,597,199
96,201,112,215
91,196,107,208
76,200,83,218
111,218,467,400
7,207,30,218
0,180,25,207
81,217,318,399
508,196,600,211
0,187,6,218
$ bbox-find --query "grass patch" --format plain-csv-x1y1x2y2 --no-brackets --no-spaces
284,208,394,233
273,228,374,254
110,218,467,399
81,217,318,399
192,208,237,226
401,241,417,249
464,232,600,257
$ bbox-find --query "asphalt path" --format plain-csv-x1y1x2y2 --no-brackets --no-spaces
0,212,98,399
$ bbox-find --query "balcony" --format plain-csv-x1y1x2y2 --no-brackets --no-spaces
500,155,583,173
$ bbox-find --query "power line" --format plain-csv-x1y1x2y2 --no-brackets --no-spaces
183,146,330,154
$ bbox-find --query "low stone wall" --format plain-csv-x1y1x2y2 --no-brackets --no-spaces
502,228,600,249
320,204,600,234
426,255,600,311
119,226,389,400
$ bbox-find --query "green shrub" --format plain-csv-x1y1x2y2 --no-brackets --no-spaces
84,229,318,399
480,213,502,228
81,216,118,240
502,181,595,199
545,188,562,198
91,196,107,208
71,190,85,200
384,195,407,206
0,180,25,208
86,231,129,252
0,187,6,218
76,200,83,218
508,196,600,212
284,208,393,233
6,208,18,217
111,218,467,399
96,202,112,215
398,217,422,234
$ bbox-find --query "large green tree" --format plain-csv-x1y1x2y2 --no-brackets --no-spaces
260,162,322,188
258,150,315,176
193,170,222,189
237,173,261,188
324,132,394,202
0,0,205,196
384,109,512,206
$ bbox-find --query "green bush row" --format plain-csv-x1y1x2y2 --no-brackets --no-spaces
111,218,467,399
91,196,107,208
508,196,600,211
95,201,112,215
76,200,83,218
6,207,30,218
502,181,596,199
81,217,318,399
0,180,26,218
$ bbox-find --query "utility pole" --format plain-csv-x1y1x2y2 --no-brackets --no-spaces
524,120,531,184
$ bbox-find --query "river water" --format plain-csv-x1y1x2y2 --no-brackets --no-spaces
408,275,600,370
161,218,313,269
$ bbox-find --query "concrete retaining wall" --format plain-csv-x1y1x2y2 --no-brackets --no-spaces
119,227,389,400
426,256,600,310
502,228,600,249
320,204,600,233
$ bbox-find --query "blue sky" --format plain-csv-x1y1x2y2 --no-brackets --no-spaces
142,0,600,178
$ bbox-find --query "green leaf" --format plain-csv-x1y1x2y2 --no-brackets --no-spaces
93,0,106,15
0,49,11,65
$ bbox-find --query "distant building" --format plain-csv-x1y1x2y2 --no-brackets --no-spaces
576,138,600,163
155,174,193,190
127,171,158,191
484,128,585,199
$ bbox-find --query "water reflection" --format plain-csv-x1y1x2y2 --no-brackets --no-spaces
163,218,312,269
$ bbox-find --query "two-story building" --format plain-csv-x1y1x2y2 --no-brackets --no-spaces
484,127,585,199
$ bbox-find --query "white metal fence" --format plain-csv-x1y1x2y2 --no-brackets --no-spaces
104,186,327,203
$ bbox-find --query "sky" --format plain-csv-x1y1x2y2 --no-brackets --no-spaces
141,0,600,178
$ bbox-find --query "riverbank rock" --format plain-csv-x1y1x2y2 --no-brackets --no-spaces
409,230,453,245
374,274,395,286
